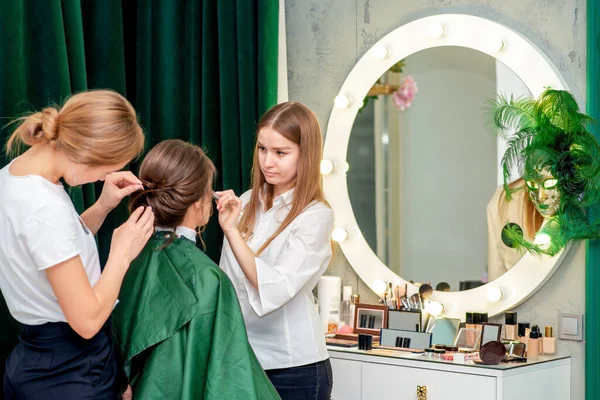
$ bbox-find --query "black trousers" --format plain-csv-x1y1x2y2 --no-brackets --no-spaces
4,321,118,400
266,358,333,400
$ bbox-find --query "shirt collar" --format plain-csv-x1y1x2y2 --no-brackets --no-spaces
258,187,295,209
155,226,197,242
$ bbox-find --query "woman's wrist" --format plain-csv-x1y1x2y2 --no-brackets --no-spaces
224,227,246,245
223,226,240,237
95,198,114,215
106,251,131,273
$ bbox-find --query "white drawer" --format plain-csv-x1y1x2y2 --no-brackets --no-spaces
361,362,496,400
331,358,362,400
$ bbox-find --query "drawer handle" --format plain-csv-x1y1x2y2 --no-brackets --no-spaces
417,385,427,400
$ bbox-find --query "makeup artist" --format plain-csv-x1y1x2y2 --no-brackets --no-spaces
216,102,334,400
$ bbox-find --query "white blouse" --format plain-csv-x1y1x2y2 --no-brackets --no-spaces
219,188,334,370
0,163,101,325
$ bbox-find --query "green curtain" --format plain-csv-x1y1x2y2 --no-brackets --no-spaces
134,0,278,262
0,0,278,396
587,1,600,398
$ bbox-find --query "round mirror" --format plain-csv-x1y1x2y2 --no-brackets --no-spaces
348,46,532,292
323,14,570,318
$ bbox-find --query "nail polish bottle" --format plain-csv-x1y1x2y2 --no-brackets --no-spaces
543,326,557,355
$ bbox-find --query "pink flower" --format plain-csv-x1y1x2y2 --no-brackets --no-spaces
392,75,418,111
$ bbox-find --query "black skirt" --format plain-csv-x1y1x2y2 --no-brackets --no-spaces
4,320,118,399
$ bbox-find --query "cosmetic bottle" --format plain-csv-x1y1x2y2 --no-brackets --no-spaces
481,313,489,324
528,325,541,360
424,348,435,360
465,312,476,347
349,295,359,330
543,326,557,355
327,313,339,334
518,322,530,348
340,286,352,327
474,313,484,340
505,311,518,340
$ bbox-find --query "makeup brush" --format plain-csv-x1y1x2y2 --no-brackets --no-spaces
409,293,422,309
399,283,408,310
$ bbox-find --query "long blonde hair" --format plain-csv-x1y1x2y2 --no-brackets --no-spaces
5,89,144,166
238,102,329,255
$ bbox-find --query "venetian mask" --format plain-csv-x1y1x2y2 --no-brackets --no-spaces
525,169,561,218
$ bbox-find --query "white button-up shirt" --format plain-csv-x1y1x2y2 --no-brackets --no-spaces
219,188,334,370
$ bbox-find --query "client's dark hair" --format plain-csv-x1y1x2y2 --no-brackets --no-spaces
130,139,216,234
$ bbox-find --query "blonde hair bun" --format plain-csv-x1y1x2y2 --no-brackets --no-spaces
41,107,59,141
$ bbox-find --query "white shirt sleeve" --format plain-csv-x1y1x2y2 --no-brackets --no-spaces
243,206,334,316
24,203,82,271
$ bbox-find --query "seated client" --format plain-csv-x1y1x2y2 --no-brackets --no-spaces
111,139,280,400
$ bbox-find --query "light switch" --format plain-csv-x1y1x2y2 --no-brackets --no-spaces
558,312,584,341
561,317,578,336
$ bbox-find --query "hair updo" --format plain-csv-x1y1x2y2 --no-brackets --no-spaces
5,89,144,166
130,139,216,230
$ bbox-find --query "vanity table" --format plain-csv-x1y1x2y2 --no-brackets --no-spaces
328,346,571,400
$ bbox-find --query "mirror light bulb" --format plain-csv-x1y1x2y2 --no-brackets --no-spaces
371,44,388,60
428,23,444,39
488,39,505,53
334,95,350,109
332,228,348,242
371,280,387,295
425,300,444,317
534,232,551,247
486,286,503,302
320,160,335,175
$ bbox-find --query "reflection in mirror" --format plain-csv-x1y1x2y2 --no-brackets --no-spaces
347,46,532,291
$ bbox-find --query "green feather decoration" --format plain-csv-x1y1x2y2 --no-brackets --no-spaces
486,89,600,256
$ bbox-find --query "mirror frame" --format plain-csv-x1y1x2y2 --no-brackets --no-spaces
323,14,571,319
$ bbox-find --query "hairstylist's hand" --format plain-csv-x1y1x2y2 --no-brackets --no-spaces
109,206,155,265
97,171,144,212
215,190,242,234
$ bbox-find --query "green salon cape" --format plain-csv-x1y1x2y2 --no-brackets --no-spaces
112,232,280,400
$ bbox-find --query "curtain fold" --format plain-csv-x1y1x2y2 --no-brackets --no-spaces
0,1,278,396
586,1,600,398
